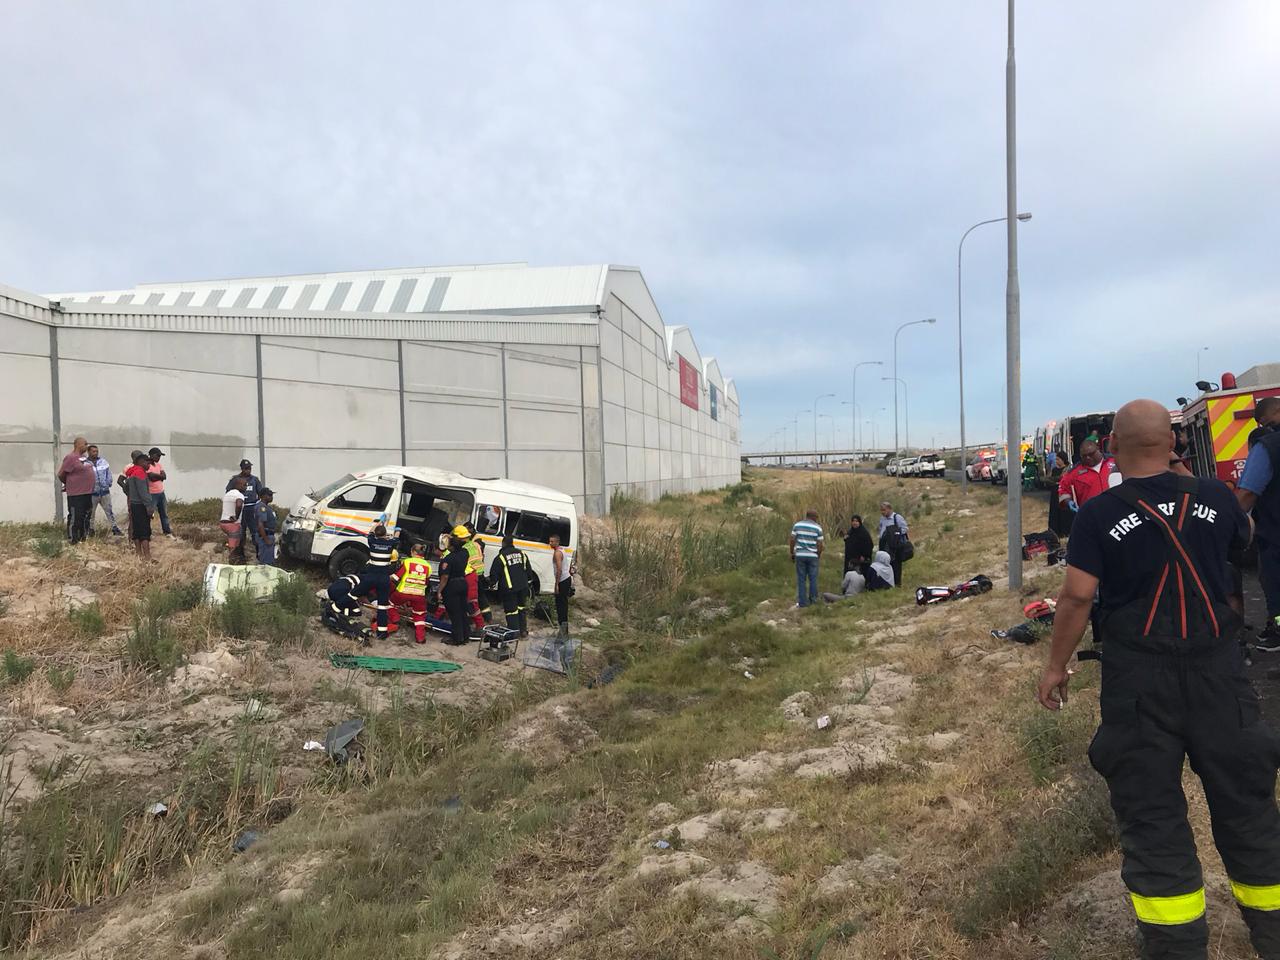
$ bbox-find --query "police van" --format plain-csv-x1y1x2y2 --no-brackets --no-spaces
282,465,577,595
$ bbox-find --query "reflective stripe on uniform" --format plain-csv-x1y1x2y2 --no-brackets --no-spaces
1130,888,1206,925
1231,880,1280,911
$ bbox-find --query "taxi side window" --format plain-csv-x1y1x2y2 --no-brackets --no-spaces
510,511,571,546
475,504,503,535
331,484,393,512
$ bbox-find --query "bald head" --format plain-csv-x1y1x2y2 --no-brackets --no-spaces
1111,399,1175,479
1256,395,1280,425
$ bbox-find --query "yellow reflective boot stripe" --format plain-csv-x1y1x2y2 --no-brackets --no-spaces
1130,889,1206,925
1231,881,1280,911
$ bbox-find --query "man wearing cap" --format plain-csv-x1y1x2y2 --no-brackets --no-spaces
227,459,263,559
146,447,174,539
120,450,155,559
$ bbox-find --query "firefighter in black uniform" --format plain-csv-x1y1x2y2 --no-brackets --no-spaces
493,530,531,637
1038,399,1280,960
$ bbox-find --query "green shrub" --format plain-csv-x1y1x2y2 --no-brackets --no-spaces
32,538,62,559
219,588,257,640
271,573,315,615
256,604,308,647
2,650,36,686
722,481,755,506
46,665,76,694
124,615,183,674
142,579,204,620
955,776,1117,935
1020,705,1095,784
68,602,105,638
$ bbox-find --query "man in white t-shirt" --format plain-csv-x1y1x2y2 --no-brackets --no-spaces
221,476,246,562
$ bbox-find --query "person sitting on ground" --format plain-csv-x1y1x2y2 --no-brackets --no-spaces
866,550,896,591
821,566,866,604
842,514,874,575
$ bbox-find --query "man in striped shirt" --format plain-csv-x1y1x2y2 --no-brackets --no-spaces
789,510,825,608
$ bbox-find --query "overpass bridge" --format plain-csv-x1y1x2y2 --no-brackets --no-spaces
741,440,1006,467
741,449,893,465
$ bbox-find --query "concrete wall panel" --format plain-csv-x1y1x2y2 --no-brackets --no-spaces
0,314,51,357
504,349,581,405
403,341,502,400
264,380,399,449
263,341,398,388
507,403,581,451
507,450,585,497
405,395,503,450
59,329,256,377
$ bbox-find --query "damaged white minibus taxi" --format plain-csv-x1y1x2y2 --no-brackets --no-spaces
282,465,576,595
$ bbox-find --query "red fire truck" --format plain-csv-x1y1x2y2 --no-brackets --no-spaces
1181,364,1280,486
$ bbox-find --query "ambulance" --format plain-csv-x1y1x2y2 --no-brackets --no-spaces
281,465,577,593
1180,364,1280,486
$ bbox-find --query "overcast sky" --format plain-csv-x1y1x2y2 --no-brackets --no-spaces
4,2,1278,452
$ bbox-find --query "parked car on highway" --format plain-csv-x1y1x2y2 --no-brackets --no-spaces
965,451,997,482
885,458,900,477
918,452,947,478
900,456,920,477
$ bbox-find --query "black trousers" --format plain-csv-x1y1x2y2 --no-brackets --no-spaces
355,569,392,639
555,579,571,626
1090,642,1280,959
67,493,92,544
443,582,469,646
500,588,527,634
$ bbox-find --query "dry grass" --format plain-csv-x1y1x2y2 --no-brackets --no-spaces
3,470,1262,960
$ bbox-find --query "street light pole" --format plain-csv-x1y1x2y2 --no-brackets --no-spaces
883,377,909,450
958,213,1031,494
851,360,882,472
1004,0,1023,590
813,393,834,461
1196,345,1209,379
893,320,935,455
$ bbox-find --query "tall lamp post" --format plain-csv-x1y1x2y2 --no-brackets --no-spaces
958,212,1031,494
893,320,935,455
883,377,909,451
794,410,809,456
852,360,882,472
813,393,834,461
842,401,859,463
1195,346,1210,379
1004,0,1023,590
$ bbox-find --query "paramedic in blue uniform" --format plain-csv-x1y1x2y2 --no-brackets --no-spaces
1038,399,1280,960
1236,395,1280,650
357,522,400,641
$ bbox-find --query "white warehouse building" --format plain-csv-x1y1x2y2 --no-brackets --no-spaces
0,263,740,523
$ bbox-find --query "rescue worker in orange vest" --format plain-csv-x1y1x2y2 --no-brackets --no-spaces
387,541,431,643
462,522,488,634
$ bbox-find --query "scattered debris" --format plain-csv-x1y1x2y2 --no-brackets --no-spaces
202,563,292,605
743,670,755,680
232,830,260,853
146,802,168,817
323,718,365,764
652,839,671,850
816,714,832,730
302,740,325,752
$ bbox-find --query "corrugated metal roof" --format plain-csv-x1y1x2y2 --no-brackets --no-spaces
48,263,610,316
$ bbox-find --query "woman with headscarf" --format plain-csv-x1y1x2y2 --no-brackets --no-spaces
866,550,896,591
842,514,874,575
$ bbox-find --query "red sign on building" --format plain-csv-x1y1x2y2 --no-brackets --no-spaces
679,356,699,410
